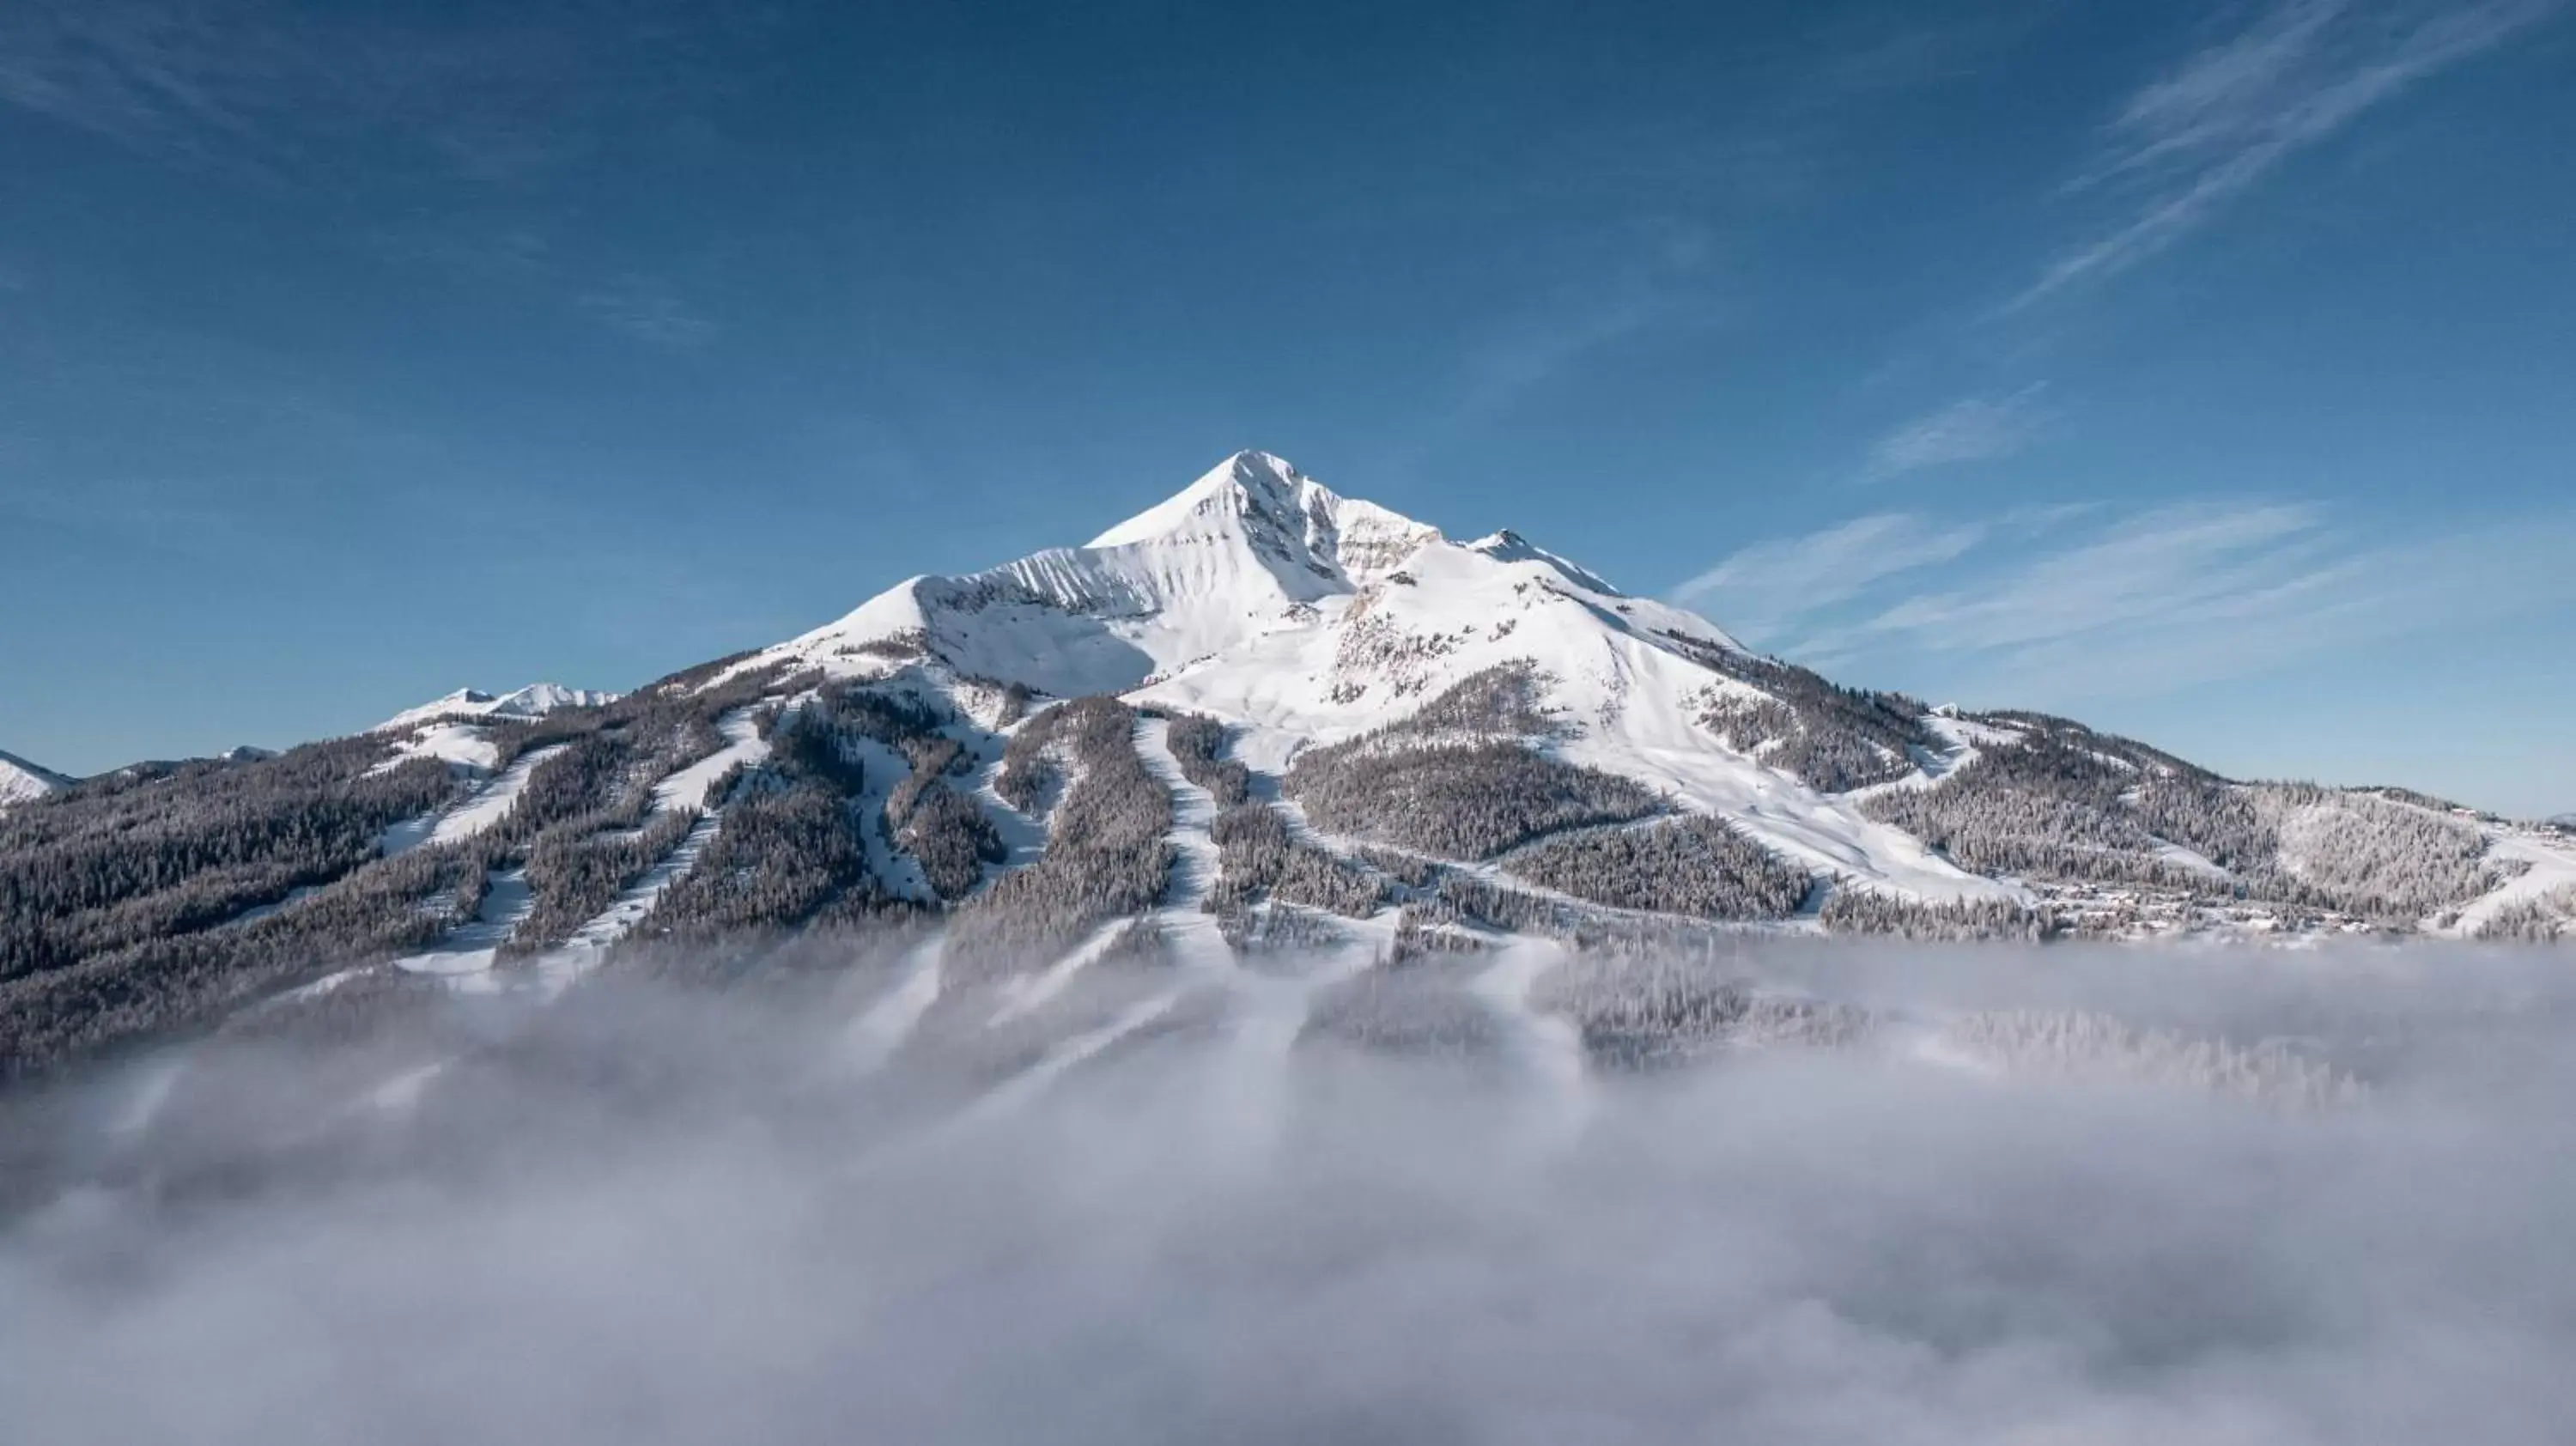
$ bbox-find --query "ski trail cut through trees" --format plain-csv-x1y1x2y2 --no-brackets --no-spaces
523,707,774,1000
1135,713,1364,1160
389,866,538,979
379,743,570,857
363,708,770,1120
963,733,1050,877
1132,714,1234,978
841,735,934,902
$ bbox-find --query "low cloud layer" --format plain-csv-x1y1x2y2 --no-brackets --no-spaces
4,942,2574,1444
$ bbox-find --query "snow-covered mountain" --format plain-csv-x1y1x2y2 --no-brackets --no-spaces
708,449,2567,939
743,450,1978,899
0,749,72,811
7,450,2571,1085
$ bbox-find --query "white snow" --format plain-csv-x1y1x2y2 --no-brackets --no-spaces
738,452,1447,698
723,448,2018,905
383,710,770,994
2450,825,2576,936
368,720,501,775
2152,840,2233,878
371,683,619,735
387,868,536,979
519,708,773,998
0,748,72,811
839,735,934,902
651,710,771,813
363,684,617,775
380,743,569,856
1131,715,1234,977
1130,531,2003,902
216,884,325,929
963,738,1050,873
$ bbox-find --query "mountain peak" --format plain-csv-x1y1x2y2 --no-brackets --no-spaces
1087,449,1315,548
1084,450,1440,587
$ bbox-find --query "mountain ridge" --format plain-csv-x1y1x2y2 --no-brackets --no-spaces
374,684,623,735
4,449,2571,1080
0,749,73,812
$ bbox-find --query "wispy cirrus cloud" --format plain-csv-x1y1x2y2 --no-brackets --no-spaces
1670,513,1991,635
574,274,718,350
1678,498,2576,702
1843,501,2338,658
0,0,767,185
1865,385,2050,481
2014,0,2560,308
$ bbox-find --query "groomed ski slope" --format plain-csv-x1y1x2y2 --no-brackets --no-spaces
1132,715,1232,976
380,709,771,994
2448,824,2576,935
380,743,570,856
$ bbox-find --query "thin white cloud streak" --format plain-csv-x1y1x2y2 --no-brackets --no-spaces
1669,513,1990,629
1940,513,2576,698
575,274,718,350
1681,500,2576,702
2014,0,2559,308
0,0,764,185
1856,501,2330,653
1866,385,2050,481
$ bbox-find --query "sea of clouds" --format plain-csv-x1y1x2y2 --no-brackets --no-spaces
3,940,2573,1444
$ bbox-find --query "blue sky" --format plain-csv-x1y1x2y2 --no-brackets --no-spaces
2,0,2570,816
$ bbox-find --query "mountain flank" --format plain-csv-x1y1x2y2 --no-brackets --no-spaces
3,450,2570,1078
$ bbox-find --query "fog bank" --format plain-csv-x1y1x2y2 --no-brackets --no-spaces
4,941,2573,1444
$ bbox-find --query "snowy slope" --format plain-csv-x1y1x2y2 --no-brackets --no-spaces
373,683,621,734
2449,823,2576,937
744,452,1453,696
731,449,1996,903
0,748,73,811
366,683,621,774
